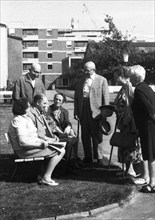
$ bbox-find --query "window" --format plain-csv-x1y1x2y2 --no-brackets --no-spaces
22,29,38,36
9,28,15,35
47,40,52,47
23,52,38,58
48,64,53,70
74,41,87,47
23,41,38,48
47,53,52,58
46,29,52,36
66,52,72,57
23,64,31,71
66,41,72,48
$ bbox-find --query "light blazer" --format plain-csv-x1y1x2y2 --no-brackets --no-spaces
12,73,45,105
27,107,53,139
74,73,109,119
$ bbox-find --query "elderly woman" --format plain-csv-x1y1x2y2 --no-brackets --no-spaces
130,65,155,193
8,98,65,186
113,65,141,177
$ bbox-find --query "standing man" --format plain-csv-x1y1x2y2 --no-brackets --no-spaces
12,62,45,105
74,61,109,166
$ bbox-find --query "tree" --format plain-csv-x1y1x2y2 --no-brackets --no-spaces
67,15,155,87
84,15,134,78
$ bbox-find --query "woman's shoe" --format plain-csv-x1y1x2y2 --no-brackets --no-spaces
37,175,42,183
140,184,155,193
134,178,149,185
39,178,59,186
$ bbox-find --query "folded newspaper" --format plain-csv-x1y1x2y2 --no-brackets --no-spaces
49,142,66,152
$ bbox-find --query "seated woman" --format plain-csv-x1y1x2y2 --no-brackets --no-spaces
46,93,82,168
8,97,65,186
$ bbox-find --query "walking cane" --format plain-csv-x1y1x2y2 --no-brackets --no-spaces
77,119,80,139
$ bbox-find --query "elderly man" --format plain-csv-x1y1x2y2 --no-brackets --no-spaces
12,62,45,105
27,93,77,173
27,93,59,143
74,61,109,166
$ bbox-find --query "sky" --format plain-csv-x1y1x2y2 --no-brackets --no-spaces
0,0,155,41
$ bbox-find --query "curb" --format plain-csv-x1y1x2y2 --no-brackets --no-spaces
36,187,137,220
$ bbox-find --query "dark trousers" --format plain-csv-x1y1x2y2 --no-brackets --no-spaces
80,98,102,160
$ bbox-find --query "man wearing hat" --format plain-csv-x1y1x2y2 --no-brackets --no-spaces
12,62,45,105
74,61,111,166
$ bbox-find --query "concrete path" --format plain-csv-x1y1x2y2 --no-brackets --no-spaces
84,192,155,220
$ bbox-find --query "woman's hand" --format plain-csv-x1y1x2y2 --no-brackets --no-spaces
41,141,48,149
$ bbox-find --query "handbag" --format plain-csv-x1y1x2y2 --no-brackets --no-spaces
110,132,137,148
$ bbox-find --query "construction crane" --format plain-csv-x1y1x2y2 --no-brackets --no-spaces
82,3,98,29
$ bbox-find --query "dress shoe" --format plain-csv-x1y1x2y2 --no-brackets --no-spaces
134,177,150,185
76,157,87,168
39,178,59,186
97,157,109,167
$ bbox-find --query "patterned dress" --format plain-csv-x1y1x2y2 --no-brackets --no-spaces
114,81,142,164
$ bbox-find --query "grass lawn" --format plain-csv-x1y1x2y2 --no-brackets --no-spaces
0,102,137,220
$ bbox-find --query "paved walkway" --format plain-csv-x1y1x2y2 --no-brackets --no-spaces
84,192,155,220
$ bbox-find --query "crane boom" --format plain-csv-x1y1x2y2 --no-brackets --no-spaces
82,3,98,29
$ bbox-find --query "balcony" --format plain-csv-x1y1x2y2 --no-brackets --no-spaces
22,35,38,41
22,46,39,52
22,58,39,63
74,47,87,53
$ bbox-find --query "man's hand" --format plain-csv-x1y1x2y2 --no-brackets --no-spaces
64,126,71,135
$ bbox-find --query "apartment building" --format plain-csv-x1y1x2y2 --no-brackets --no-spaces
8,25,103,89
5,22,155,90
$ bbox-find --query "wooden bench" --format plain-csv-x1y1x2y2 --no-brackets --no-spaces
4,133,46,179
4,133,72,179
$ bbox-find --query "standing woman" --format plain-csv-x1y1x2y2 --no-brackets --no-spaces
130,65,155,193
114,66,141,177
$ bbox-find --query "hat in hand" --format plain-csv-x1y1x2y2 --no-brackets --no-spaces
99,105,117,118
99,118,112,135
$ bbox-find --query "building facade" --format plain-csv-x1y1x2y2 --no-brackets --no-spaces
2,23,154,90
0,24,8,89
8,25,104,89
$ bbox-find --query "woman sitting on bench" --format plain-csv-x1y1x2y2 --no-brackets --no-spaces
8,97,65,186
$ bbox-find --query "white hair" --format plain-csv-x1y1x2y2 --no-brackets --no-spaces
129,65,146,83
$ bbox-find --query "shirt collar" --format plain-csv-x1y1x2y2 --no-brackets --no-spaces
90,73,95,80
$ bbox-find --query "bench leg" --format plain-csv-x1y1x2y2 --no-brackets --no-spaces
108,146,114,169
10,164,18,180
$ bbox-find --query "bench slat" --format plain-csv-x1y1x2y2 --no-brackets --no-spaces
15,157,45,162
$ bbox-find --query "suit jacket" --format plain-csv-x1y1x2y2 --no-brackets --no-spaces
27,107,53,139
12,73,45,105
131,82,155,129
74,73,109,119
48,105,71,131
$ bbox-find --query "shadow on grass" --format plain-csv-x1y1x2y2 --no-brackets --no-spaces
0,154,137,186
0,154,139,220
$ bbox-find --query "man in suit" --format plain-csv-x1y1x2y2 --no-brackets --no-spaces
27,93,60,144
12,62,45,105
74,61,109,166
48,93,83,168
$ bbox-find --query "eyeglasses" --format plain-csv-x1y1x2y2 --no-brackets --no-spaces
84,69,93,73
33,70,41,74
